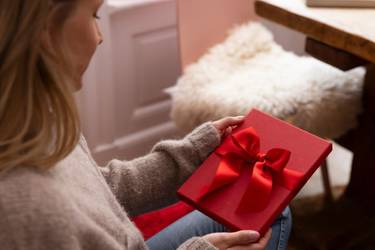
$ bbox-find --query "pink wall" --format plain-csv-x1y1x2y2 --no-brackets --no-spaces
177,0,258,69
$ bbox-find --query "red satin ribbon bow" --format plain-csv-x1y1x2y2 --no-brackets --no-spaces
197,127,303,213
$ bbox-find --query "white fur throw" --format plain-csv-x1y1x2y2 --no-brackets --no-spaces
168,22,365,139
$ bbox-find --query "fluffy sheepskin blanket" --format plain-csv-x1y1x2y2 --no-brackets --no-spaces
168,22,365,139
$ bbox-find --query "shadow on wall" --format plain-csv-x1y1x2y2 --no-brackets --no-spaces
261,19,306,55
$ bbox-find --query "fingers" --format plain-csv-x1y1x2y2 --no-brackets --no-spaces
256,229,272,249
203,229,271,250
227,229,272,250
212,116,245,136
222,230,260,246
223,126,233,137
218,116,245,130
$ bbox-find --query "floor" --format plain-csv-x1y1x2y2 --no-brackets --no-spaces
287,142,375,250
288,186,375,250
295,141,352,200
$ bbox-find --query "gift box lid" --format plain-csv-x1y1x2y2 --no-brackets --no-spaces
177,109,332,236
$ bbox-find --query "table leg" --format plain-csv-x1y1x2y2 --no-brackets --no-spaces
302,38,375,210
338,64,375,211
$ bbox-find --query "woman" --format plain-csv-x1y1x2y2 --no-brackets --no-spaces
0,0,292,249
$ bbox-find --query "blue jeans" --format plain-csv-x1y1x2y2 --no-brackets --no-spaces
146,207,292,250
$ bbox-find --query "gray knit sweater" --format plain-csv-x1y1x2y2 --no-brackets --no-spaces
0,123,221,250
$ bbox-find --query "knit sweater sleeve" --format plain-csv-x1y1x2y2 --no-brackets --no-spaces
98,122,221,216
0,190,77,250
177,237,218,250
0,170,124,250
0,172,219,250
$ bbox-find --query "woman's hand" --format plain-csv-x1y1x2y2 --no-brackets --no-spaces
203,229,272,250
212,116,245,139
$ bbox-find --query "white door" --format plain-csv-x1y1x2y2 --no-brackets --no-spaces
76,0,181,165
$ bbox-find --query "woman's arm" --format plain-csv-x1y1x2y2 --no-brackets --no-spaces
98,122,221,216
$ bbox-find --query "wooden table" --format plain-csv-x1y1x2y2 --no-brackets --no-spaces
255,0,375,211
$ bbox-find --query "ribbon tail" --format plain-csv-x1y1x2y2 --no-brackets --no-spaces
197,156,241,200
236,162,273,213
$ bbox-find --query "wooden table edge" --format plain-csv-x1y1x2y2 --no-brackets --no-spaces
255,0,375,63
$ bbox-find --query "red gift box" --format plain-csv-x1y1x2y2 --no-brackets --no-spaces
177,109,332,236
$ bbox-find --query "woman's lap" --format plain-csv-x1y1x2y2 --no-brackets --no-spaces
146,207,292,250
265,207,292,250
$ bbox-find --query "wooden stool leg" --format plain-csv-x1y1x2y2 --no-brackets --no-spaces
321,159,334,202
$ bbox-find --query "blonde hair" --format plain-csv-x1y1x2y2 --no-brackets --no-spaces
0,0,81,172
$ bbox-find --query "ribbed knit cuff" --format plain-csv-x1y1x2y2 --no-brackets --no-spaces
177,237,217,250
185,122,221,162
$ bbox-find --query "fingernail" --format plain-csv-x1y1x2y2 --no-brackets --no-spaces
245,231,260,241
